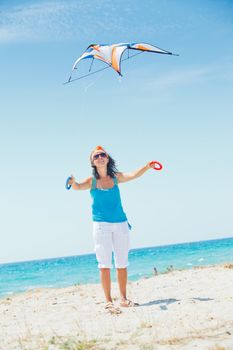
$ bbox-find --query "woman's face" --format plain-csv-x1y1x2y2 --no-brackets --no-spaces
91,151,109,168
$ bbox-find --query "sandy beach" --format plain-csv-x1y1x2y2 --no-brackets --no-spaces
1,264,233,350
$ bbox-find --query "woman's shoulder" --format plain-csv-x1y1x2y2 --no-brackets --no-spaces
90,176,96,189
115,172,123,183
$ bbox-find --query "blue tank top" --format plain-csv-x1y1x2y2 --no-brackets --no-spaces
90,176,127,223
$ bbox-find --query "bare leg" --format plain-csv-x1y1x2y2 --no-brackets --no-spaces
100,268,112,303
101,268,121,314
117,268,139,307
117,268,127,301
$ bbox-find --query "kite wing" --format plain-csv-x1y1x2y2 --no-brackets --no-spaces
72,44,112,70
128,42,173,55
71,43,128,78
66,42,177,83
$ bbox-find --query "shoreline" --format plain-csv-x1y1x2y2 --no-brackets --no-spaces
1,263,233,349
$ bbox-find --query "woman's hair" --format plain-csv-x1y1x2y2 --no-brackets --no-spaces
91,154,118,179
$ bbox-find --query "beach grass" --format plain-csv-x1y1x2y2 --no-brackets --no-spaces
18,334,100,350
50,337,98,350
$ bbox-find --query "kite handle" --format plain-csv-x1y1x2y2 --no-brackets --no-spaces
149,161,163,171
65,176,72,190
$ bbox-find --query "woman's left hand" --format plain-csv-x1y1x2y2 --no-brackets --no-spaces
147,161,155,169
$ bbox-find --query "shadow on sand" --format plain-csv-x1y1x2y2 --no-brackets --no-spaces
139,297,214,310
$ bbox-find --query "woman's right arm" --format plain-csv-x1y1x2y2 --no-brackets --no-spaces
69,175,92,190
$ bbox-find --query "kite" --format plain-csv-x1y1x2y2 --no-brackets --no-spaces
65,42,178,83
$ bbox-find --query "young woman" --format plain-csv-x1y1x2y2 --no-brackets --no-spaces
68,145,155,314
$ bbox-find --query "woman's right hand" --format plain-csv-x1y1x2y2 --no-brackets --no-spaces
68,175,76,185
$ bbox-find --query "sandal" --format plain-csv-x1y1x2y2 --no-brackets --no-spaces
105,302,122,315
120,299,139,307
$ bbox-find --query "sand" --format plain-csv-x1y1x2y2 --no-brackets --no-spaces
1,264,233,350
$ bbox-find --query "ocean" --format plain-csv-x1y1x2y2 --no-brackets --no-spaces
0,237,232,298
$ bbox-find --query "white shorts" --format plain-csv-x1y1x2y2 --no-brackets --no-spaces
93,221,130,269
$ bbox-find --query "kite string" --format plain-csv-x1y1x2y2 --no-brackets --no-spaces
63,65,110,84
84,69,105,92
64,51,144,84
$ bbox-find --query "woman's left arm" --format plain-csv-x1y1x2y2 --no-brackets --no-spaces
117,162,154,183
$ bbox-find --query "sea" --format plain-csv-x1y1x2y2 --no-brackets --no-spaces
0,237,232,298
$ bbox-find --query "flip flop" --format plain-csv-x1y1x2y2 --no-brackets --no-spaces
105,302,122,315
120,300,139,307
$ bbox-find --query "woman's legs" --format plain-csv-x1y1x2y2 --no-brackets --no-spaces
117,267,127,301
100,268,112,302
100,265,139,310
94,222,137,310
100,267,128,302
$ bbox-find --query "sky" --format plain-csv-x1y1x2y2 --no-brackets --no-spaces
0,0,233,264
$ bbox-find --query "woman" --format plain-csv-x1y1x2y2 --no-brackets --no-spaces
68,145,155,314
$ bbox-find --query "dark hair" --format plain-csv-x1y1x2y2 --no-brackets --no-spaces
91,155,118,179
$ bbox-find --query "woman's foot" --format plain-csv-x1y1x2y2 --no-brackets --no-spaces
120,299,139,307
105,301,122,315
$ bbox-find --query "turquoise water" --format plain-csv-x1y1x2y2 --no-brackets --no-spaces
0,237,232,298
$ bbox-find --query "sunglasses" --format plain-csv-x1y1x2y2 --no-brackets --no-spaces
93,152,107,160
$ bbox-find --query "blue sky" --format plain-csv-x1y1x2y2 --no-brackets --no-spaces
0,0,233,263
